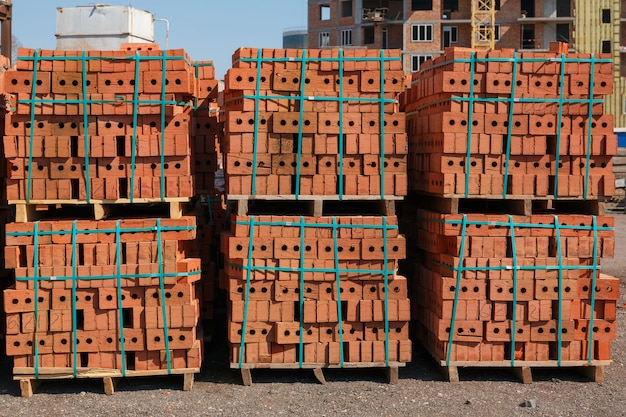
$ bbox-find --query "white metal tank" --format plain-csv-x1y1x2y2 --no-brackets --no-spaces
56,5,155,50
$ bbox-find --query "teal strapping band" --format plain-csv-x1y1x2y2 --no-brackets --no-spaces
156,219,172,373
250,50,263,196
587,216,599,362
294,50,308,199
160,51,168,201
338,49,345,199
583,55,596,200
81,51,92,203
298,216,305,367
553,54,567,199
554,216,564,366
238,216,256,367
508,215,519,366
379,49,387,200
446,214,467,366
32,221,40,378
71,221,78,377
129,51,141,203
502,52,519,197
382,217,390,366
464,53,476,199
26,49,40,204
115,220,127,376
332,217,345,367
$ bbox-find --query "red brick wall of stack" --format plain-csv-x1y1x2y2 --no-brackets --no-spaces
222,48,412,370
3,218,202,371
1,45,209,376
223,48,408,198
402,43,619,368
3,45,196,202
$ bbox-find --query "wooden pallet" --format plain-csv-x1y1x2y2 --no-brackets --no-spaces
13,367,200,397
10,198,190,222
229,197,398,217
413,194,606,216
438,360,610,384
230,362,405,386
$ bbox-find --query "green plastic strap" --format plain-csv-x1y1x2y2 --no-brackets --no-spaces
446,214,467,366
16,271,199,283
583,56,596,200
239,216,256,367
33,222,40,378
338,49,345,199
17,53,192,64
228,262,395,276
502,52,519,197
435,217,612,232
382,217,390,366
160,51,168,201
26,49,41,204
508,216,519,367
554,216,564,366
70,221,78,377
8,224,195,237
250,50,263,196
553,54,567,200
298,216,305,367
242,93,396,105
587,216,599,362
240,55,401,64
464,53,476,198
156,219,172,373
115,220,127,376
81,51,92,203
129,51,141,203
332,217,344,366
294,50,308,199
379,49,387,199
234,218,398,231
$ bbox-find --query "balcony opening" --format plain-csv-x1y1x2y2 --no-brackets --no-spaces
341,0,353,18
557,0,571,17
363,26,375,45
412,0,433,11
602,40,611,54
521,0,535,18
522,24,536,49
602,9,611,24
556,23,570,44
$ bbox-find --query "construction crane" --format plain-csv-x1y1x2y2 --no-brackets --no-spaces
471,0,496,50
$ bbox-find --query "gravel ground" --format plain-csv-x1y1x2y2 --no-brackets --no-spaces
1,214,625,417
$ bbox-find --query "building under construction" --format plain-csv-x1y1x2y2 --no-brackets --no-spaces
308,0,626,133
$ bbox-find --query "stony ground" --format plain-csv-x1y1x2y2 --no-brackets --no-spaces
0,214,625,417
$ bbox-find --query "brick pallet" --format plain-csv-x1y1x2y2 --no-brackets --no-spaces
402,43,619,383
0,45,211,396
3,45,200,211
404,44,616,199
222,48,411,384
223,47,408,200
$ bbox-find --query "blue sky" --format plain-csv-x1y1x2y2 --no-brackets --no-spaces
12,1,308,78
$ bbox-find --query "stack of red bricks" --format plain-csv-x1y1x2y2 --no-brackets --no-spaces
404,44,619,371
1,45,206,378
3,44,196,202
405,46,616,198
3,218,202,371
414,211,617,363
223,48,408,198
221,48,411,372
